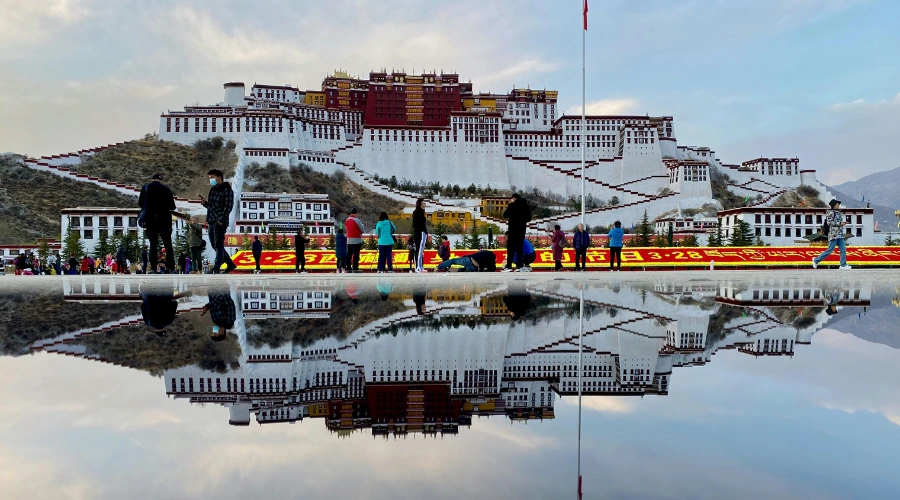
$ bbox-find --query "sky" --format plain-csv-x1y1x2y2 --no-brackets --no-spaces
0,0,899,185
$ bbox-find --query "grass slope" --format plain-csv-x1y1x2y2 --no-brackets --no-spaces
0,155,138,244
243,162,408,227
73,135,238,199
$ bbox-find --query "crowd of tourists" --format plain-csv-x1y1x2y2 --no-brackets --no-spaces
7,169,853,275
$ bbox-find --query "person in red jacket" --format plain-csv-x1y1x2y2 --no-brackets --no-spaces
438,235,451,262
344,208,365,272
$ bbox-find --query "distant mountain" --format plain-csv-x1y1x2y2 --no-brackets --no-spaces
826,185,897,230
825,294,900,350
833,166,900,213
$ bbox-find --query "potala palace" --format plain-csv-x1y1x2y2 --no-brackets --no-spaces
156,70,838,232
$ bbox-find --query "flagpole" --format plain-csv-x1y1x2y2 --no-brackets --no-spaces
580,3,586,226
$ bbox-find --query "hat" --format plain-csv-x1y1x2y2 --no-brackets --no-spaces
151,173,164,180
350,208,358,214
828,199,841,208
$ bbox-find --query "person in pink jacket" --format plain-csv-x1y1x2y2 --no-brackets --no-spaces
550,224,566,272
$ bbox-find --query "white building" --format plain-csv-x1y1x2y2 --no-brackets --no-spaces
654,215,717,243
716,206,876,246
60,207,187,255
236,192,333,236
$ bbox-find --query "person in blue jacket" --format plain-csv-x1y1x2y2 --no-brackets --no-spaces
335,228,348,273
607,221,624,272
505,238,536,272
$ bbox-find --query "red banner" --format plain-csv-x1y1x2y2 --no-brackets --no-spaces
230,247,900,271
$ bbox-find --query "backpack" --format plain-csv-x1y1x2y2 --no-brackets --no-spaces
438,243,450,260
819,210,831,235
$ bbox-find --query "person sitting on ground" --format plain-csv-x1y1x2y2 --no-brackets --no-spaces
436,250,498,272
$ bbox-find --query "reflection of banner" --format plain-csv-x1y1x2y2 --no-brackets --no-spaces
231,247,900,271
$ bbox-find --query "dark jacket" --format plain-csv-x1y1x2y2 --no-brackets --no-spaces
115,246,126,262
296,232,310,250
206,293,236,329
412,208,428,235
141,291,178,330
138,181,176,225
187,223,204,247
203,181,234,225
469,250,498,272
503,198,532,232
251,239,262,255
335,233,348,258
573,230,591,250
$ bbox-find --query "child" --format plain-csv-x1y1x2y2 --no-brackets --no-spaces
335,228,348,273
438,235,451,262
406,237,416,272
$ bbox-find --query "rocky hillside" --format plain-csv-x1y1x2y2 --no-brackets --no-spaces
0,155,138,244
71,134,238,199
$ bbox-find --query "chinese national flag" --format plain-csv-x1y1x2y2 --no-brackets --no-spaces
583,0,588,30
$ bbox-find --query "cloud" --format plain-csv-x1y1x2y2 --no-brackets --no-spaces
829,92,900,111
0,0,90,49
0,448,103,500
563,396,634,413
476,59,563,88
566,98,639,116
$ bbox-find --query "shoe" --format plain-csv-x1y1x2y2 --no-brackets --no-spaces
811,258,818,269
840,265,852,270
501,268,514,273
223,264,237,274
522,267,532,272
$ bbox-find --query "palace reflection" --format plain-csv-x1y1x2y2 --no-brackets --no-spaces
21,276,876,435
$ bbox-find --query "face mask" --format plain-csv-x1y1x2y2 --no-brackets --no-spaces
212,326,220,334
209,178,217,187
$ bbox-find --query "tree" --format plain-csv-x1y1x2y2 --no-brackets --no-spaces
754,235,765,247
729,220,754,247
633,210,654,247
463,221,482,249
263,226,279,250
174,227,189,257
37,239,51,264
116,230,141,263
682,235,698,247
364,235,378,250
94,230,112,259
62,228,85,261
467,183,477,194
279,227,295,250
431,223,449,250
708,220,724,247
652,234,668,247
240,233,253,251
609,196,620,206
326,233,336,250
885,235,899,246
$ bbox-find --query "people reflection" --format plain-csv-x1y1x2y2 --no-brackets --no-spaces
140,285,191,337
502,285,532,319
202,288,236,341
413,287,426,315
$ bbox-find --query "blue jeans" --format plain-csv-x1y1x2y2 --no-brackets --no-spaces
437,256,478,272
377,245,393,272
814,237,846,267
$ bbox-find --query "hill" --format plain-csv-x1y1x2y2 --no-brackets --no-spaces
71,134,238,199
0,155,138,244
833,166,900,212
243,161,408,227
826,185,897,229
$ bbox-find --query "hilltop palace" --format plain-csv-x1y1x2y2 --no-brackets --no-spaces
156,70,839,232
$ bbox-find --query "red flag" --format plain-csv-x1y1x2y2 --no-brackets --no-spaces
583,0,588,30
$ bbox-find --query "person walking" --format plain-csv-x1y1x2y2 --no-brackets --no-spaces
295,229,310,273
138,173,176,274
375,212,397,273
573,224,591,271
608,221,624,272
68,256,78,275
186,217,204,274
115,244,127,274
812,199,852,270
251,236,263,274
412,198,428,273
437,235,451,262
199,169,236,274
503,193,532,271
550,224,566,271
335,228,348,273
80,255,90,275
344,208,365,273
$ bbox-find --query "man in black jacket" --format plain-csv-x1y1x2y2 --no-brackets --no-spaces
295,228,310,273
138,173,176,274
503,193,532,271
199,169,236,274
203,288,236,341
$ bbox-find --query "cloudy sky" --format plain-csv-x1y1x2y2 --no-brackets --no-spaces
1,0,898,184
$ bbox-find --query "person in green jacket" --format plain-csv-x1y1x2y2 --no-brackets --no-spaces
375,212,397,273
186,217,205,274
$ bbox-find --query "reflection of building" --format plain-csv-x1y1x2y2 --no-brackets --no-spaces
238,283,333,319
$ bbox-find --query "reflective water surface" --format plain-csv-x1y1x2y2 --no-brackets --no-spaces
2,274,900,499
